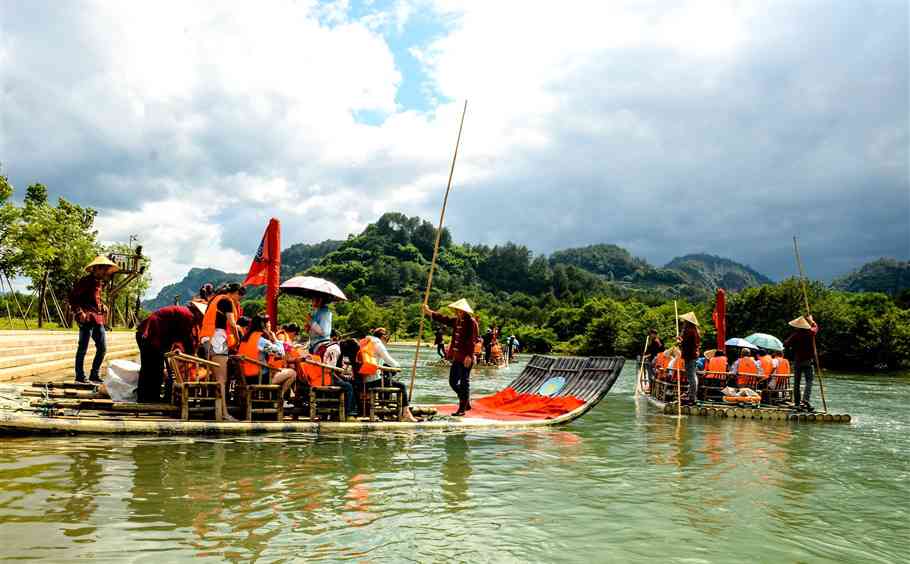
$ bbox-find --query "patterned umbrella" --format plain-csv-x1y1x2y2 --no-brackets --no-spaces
745,333,784,352
279,276,348,302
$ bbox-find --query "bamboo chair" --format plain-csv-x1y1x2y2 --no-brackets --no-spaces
164,351,224,421
699,370,730,401
367,366,404,422
763,371,793,405
230,355,284,421
296,356,347,422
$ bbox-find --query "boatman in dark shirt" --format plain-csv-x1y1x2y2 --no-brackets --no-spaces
676,312,701,404
645,328,664,388
784,315,819,411
135,302,207,403
68,255,119,383
424,298,480,417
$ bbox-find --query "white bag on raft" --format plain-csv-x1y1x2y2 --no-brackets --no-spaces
104,359,140,402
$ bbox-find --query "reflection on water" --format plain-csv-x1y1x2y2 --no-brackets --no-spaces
1,358,909,562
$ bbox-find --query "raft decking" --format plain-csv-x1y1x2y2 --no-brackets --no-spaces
638,376,851,424
0,355,624,435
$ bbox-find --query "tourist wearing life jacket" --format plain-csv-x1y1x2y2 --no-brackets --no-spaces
317,330,358,418
704,349,728,382
653,349,670,382
356,327,418,422
784,315,819,411
676,312,701,404
424,298,480,417
731,348,763,388
200,282,245,421
758,351,774,383
237,314,296,396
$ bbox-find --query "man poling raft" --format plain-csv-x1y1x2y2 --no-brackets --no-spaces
676,311,701,405
69,255,119,384
784,315,819,412
423,299,480,417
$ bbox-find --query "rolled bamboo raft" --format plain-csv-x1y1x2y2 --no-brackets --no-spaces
0,355,624,435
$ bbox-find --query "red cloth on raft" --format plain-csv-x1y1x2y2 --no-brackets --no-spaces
435,387,586,421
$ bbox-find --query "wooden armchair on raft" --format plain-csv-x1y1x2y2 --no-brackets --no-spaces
229,355,284,421
762,372,793,405
163,351,225,421
293,356,348,422
652,365,691,405
359,368,404,422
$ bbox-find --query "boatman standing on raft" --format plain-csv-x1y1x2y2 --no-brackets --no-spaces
69,255,119,384
676,312,701,404
424,299,480,417
784,315,819,411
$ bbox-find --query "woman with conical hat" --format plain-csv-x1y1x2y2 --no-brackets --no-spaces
423,298,480,417
784,315,819,411
676,311,701,404
69,255,119,383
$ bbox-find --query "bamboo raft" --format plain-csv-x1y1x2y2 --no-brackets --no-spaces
0,355,624,435
637,370,851,424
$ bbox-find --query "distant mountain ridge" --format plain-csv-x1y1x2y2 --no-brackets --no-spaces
832,258,910,296
665,253,773,292
142,240,343,310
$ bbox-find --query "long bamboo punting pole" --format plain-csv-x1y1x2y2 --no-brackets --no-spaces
793,236,828,412
408,101,468,400
674,300,681,417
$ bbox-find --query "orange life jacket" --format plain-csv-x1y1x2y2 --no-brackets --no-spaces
736,357,759,387
298,353,331,387
759,355,773,378
705,356,728,379
238,331,264,377
199,294,239,348
669,357,686,382
775,357,791,376
654,352,669,370
357,337,380,376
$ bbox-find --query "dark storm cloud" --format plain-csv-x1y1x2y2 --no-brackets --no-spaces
439,1,909,281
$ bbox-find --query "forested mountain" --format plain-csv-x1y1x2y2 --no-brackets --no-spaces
832,258,910,296
665,253,773,292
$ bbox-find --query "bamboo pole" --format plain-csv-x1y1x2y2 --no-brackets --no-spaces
674,300,681,417
635,335,649,396
793,236,828,412
408,100,468,400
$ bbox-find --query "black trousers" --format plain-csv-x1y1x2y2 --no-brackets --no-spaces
449,361,472,403
364,377,409,407
136,336,164,403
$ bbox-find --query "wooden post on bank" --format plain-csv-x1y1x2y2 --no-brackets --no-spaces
409,101,468,401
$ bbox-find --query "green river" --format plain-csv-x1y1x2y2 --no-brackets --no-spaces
1,347,908,563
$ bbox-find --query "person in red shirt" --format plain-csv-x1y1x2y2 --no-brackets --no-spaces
676,311,701,404
424,298,480,417
135,302,206,403
784,315,819,410
69,256,118,383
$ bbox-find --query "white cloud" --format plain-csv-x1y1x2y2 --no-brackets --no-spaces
1,0,906,298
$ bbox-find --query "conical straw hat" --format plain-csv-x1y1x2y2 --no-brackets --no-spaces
678,311,699,326
446,298,474,314
789,316,811,329
704,349,717,359
188,300,208,316
85,255,119,273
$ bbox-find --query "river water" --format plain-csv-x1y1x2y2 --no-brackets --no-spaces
1,348,908,563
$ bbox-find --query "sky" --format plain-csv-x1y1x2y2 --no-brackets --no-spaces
1,0,907,296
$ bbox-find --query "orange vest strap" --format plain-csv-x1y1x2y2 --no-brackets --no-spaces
357,337,380,376
238,331,263,377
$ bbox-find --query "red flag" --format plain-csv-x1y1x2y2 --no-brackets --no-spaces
243,218,281,330
712,288,726,351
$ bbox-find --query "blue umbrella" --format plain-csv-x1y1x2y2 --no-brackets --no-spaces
745,333,784,352
725,337,759,350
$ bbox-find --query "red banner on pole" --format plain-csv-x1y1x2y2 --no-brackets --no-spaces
712,288,726,351
243,218,281,330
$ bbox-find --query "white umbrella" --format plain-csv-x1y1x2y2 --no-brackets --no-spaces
280,276,348,302
725,337,759,350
